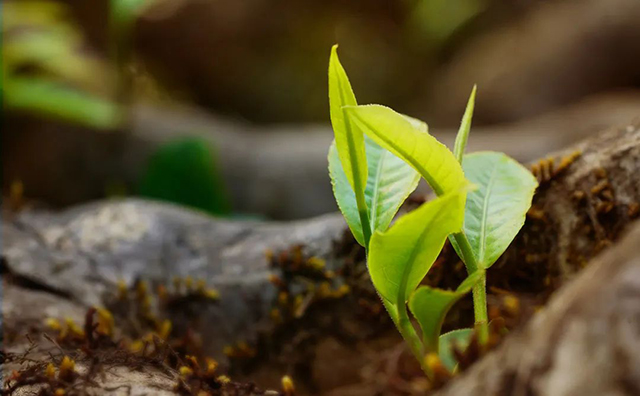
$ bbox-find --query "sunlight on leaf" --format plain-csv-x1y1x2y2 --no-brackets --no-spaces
368,191,466,303
345,105,467,196
328,45,368,194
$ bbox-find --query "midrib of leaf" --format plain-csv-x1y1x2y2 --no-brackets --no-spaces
334,68,371,244
355,115,445,196
369,148,387,230
477,161,499,267
336,74,364,191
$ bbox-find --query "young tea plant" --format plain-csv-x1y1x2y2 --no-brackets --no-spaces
327,46,538,376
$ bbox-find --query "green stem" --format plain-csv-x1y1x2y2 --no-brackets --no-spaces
451,232,489,344
369,241,429,378
382,298,432,378
471,273,488,343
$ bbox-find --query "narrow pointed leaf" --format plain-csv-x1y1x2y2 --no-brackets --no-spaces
328,45,367,193
439,329,474,372
462,152,538,268
453,85,477,163
408,271,482,352
345,104,467,196
368,191,466,304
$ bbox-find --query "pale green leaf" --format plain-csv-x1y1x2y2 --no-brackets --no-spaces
328,45,367,193
453,85,477,163
439,329,474,372
408,271,481,352
111,0,153,31
4,77,121,129
364,135,421,236
345,105,467,196
329,141,365,245
368,191,466,304
408,0,487,47
329,136,421,246
462,152,538,268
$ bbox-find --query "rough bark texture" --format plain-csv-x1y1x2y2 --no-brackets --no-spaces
488,120,640,296
2,121,640,394
434,220,640,396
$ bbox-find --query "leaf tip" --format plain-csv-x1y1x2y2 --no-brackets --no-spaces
330,44,340,61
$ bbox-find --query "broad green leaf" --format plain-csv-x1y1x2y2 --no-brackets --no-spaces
408,271,481,352
453,85,477,163
328,45,367,193
439,329,474,372
368,191,465,304
345,105,467,196
462,152,538,268
329,136,420,246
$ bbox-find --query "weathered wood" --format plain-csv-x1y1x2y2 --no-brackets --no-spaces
2,121,640,394
434,220,640,396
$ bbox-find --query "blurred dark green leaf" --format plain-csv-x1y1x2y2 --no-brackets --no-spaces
438,329,473,372
138,138,231,216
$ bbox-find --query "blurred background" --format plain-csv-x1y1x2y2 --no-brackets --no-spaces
4,0,640,220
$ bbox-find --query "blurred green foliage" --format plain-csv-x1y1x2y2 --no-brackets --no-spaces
407,0,487,49
2,1,121,129
138,138,231,216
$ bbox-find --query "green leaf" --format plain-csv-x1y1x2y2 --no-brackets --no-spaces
111,0,153,31
462,152,538,268
407,0,487,48
368,191,466,304
328,45,368,194
329,135,420,246
4,77,121,129
345,105,467,196
138,138,231,216
329,141,365,245
439,329,474,372
408,271,481,352
453,85,477,163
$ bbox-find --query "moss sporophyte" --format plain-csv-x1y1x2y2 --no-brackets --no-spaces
327,45,537,378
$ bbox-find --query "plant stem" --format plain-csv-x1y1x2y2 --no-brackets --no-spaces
451,232,489,344
382,298,432,378
471,273,488,342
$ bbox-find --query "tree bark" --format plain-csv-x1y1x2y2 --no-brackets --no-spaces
2,121,640,394
434,219,640,396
